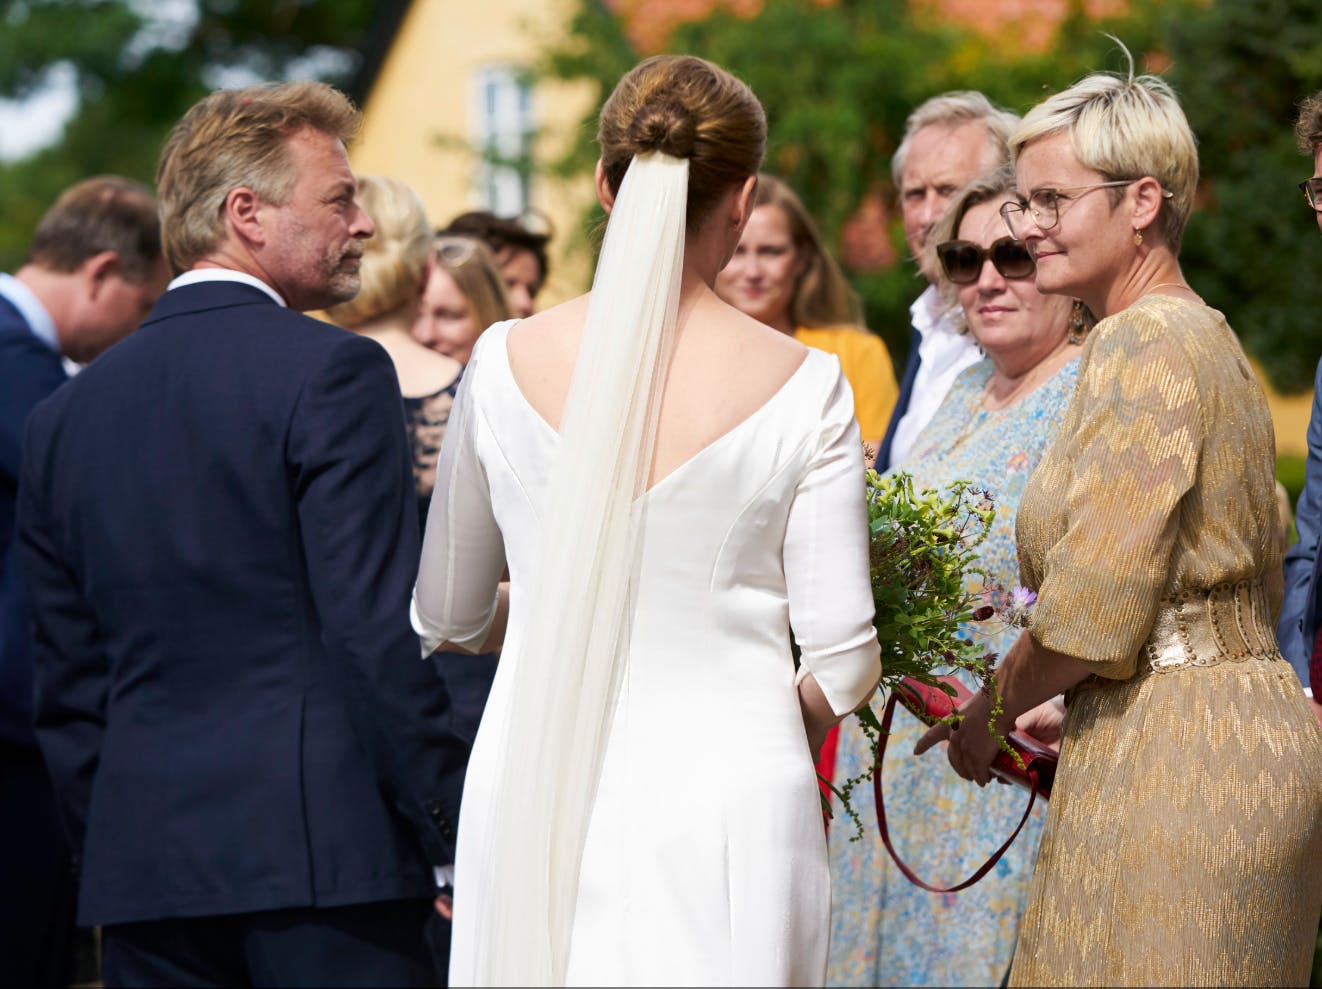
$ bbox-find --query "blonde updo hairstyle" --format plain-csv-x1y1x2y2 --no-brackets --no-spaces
597,54,766,231
752,173,865,329
323,175,431,328
1010,45,1199,251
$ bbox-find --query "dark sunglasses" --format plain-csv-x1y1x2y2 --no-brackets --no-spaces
936,237,1035,285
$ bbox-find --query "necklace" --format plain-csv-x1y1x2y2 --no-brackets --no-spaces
946,349,1067,451
980,337,1077,413
1144,280,1188,295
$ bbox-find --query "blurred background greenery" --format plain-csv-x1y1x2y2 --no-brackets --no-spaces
1,0,1320,392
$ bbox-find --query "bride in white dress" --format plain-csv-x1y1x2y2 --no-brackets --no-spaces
411,54,882,988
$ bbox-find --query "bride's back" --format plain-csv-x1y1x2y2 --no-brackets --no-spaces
507,289,807,491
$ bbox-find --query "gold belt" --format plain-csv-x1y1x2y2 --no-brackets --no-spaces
1144,579,1278,674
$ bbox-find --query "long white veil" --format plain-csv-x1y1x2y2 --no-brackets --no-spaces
470,150,690,986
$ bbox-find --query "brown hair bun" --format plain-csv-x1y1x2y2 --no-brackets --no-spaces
627,100,698,159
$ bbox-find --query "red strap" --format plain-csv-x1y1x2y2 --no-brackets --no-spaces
872,690,1040,893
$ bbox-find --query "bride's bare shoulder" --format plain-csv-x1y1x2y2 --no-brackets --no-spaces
506,295,589,363
705,298,809,371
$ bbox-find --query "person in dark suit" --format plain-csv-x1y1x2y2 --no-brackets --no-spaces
1278,88,1322,722
16,81,469,987
0,175,168,988
873,92,1018,472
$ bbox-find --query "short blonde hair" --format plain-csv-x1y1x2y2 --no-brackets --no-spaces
432,235,513,333
156,80,361,272
1010,49,1198,250
323,175,431,328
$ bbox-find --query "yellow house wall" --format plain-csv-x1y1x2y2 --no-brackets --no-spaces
350,0,598,306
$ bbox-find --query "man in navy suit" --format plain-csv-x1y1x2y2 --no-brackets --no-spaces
0,175,168,987
16,81,469,986
874,92,1018,472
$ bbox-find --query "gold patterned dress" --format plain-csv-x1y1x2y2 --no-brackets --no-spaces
1009,294,1322,986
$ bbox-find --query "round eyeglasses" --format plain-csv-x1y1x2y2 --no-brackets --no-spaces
936,236,1036,284
997,181,1141,239
1300,178,1322,213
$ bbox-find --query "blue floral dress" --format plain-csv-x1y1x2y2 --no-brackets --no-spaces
827,355,1079,988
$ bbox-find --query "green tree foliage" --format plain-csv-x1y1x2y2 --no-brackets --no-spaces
0,0,380,269
1163,0,1322,393
542,0,1321,387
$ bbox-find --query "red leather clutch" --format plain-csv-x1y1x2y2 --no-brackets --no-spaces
891,675,1057,796
872,674,1056,893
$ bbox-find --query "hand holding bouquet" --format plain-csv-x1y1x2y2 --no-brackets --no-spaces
823,468,1034,840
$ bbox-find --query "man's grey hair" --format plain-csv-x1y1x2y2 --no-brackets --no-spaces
891,91,1020,184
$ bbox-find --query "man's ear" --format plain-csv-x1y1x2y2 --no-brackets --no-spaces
224,186,266,248
595,160,615,214
81,251,122,300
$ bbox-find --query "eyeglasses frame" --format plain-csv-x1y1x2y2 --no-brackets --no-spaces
999,180,1177,239
1300,178,1322,212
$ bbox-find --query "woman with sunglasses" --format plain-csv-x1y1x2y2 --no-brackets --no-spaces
827,166,1082,989
916,55,1322,987
411,235,513,365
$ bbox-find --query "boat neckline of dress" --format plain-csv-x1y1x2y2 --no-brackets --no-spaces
493,321,820,499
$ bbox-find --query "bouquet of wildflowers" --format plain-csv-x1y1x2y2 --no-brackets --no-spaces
822,468,1033,840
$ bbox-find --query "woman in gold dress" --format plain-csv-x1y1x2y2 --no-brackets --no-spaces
916,56,1322,986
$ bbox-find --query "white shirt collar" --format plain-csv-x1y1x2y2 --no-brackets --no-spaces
168,269,287,307
0,272,60,353
909,282,963,340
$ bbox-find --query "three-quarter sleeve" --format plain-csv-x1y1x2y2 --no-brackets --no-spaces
1025,308,1203,678
783,363,883,715
412,335,508,655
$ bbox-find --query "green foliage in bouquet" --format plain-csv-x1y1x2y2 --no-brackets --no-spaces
821,468,1002,841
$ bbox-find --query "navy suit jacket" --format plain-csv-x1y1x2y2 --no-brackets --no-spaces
873,326,921,473
17,281,468,926
1279,356,1322,686
0,293,67,748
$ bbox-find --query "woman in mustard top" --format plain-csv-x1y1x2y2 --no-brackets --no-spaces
716,173,897,451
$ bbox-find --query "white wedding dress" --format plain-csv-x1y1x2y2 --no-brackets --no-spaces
414,320,881,987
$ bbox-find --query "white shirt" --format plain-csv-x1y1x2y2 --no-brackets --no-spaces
0,272,58,352
167,268,287,306
887,283,984,468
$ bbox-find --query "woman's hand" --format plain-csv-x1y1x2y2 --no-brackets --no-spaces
914,688,1005,787
1015,698,1066,752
